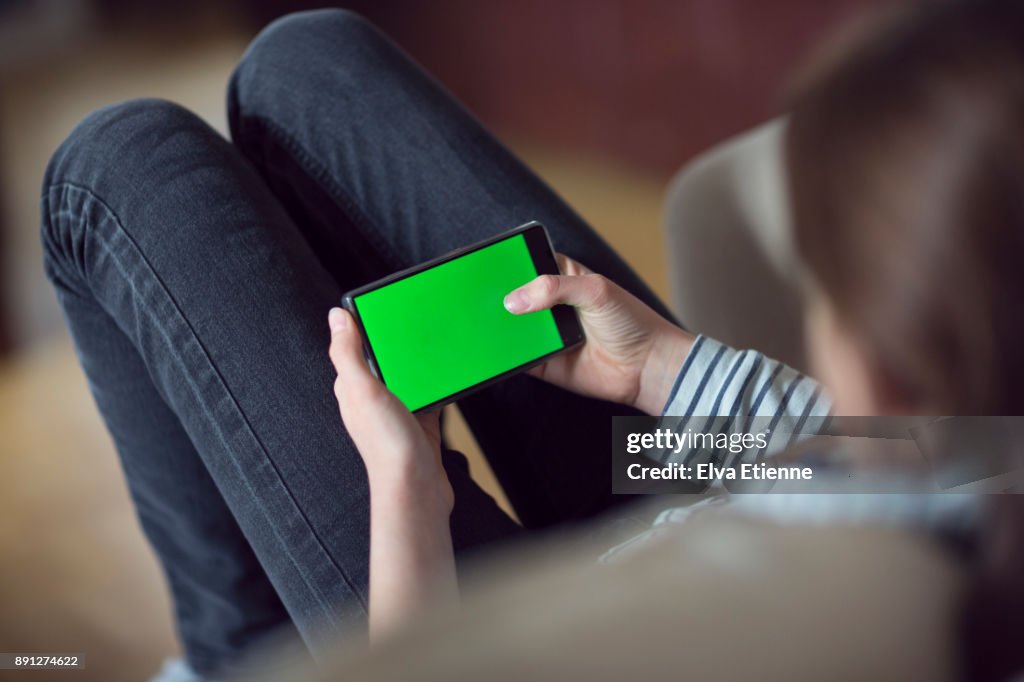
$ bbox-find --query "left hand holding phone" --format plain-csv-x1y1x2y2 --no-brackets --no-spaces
327,307,457,640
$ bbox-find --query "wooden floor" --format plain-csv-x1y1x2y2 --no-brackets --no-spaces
0,25,672,680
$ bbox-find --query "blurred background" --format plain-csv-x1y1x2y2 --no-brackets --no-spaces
0,1,891,679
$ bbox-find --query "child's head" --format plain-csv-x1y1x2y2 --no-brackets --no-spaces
786,0,1024,416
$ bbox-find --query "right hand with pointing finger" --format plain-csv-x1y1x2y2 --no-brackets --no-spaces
503,254,695,415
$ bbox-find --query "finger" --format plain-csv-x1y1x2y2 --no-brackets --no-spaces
526,362,546,378
327,307,378,393
555,253,592,276
503,272,615,315
415,408,442,442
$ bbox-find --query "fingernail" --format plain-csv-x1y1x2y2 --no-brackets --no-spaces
503,290,529,313
328,307,348,332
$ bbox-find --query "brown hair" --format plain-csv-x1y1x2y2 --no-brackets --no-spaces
786,0,1024,415
785,2,1024,680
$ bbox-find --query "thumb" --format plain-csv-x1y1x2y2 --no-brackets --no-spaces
328,307,377,393
503,272,616,315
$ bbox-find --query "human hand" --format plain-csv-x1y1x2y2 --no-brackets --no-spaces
503,255,694,415
328,307,457,637
327,307,453,513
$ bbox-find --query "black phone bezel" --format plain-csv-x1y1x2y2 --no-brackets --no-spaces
341,221,585,413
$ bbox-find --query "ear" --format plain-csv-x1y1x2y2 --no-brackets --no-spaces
863,350,921,416
805,294,899,416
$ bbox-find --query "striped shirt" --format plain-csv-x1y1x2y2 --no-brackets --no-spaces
661,335,831,464
600,335,982,563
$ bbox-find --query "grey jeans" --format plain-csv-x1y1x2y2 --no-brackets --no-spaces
41,9,672,677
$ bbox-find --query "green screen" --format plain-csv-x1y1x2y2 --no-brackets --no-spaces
353,233,564,411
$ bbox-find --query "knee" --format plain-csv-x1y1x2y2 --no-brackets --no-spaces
257,7,376,46
44,98,207,192
41,99,210,277
228,9,387,131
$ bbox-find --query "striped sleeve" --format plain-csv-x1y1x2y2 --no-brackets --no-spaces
660,335,831,464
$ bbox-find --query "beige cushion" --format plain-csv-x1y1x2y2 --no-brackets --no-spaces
663,119,808,371
262,512,963,682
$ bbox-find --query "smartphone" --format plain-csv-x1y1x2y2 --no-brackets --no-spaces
342,222,585,412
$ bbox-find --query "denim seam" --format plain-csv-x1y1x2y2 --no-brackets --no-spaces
235,115,406,271
45,181,367,622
